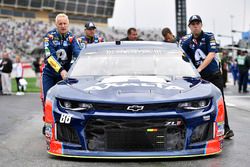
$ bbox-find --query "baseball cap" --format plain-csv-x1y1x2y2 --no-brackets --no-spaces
85,22,96,29
188,15,202,25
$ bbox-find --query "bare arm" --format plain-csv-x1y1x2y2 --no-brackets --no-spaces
197,52,215,73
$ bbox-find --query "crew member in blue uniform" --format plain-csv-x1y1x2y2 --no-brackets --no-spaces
180,15,234,139
78,22,104,47
42,13,81,103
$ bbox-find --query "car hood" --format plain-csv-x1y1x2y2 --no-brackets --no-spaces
52,76,214,103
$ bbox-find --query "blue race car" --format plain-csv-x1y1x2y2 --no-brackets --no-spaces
44,41,225,159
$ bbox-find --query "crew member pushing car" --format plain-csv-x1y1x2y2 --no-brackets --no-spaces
42,13,81,104
180,15,234,139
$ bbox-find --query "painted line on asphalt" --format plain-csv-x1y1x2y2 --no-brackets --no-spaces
225,95,250,98
226,103,236,107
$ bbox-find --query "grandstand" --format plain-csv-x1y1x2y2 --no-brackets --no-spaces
0,0,115,24
0,0,163,63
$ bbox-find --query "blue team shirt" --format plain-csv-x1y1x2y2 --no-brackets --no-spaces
180,31,219,74
43,29,81,77
78,35,104,48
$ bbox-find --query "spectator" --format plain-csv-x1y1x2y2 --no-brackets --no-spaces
221,51,229,88
237,51,250,93
0,52,13,95
0,58,2,95
161,27,176,43
120,28,143,41
230,57,238,86
13,55,25,95
33,57,42,87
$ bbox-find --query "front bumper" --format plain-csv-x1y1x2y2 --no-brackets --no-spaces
44,98,224,159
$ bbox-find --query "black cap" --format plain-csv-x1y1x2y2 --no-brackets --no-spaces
85,22,96,29
188,15,202,25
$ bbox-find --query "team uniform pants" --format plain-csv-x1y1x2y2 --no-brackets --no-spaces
41,73,62,105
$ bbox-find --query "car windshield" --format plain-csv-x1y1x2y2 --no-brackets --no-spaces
69,43,198,78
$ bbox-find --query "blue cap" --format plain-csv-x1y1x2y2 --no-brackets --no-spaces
188,15,202,25
85,22,96,29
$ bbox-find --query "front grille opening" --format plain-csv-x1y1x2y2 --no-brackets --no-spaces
93,103,178,112
85,118,186,152
190,122,213,144
56,123,80,145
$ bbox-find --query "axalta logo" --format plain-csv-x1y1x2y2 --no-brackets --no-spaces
84,83,184,91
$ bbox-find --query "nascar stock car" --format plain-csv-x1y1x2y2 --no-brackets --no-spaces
43,41,225,159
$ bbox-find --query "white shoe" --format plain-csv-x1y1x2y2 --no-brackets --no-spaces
16,92,24,96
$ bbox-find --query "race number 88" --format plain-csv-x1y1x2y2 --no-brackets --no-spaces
59,113,72,124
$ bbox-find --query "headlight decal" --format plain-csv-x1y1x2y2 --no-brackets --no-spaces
58,99,93,112
177,99,210,111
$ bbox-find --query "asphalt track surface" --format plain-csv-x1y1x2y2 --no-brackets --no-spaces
0,85,250,167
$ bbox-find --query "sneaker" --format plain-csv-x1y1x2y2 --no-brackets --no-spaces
16,92,24,96
224,130,234,139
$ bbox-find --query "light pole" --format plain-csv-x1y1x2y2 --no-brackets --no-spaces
230,15,235,45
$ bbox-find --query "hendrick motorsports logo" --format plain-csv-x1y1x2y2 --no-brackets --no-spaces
127,105,144,112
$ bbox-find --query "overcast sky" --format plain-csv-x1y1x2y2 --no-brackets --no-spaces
108,0,250,46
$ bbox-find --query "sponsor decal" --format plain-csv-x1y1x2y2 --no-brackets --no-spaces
68,36,73,43
44,37,49,42
53,40,60,46
63,41,68,46
44,42,49,47
45,47,51,58
210,42,216,46
84,82,184,91
217,121,224,137
48,34,53,39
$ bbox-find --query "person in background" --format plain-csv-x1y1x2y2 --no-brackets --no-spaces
13,55,25,95
229,57,238,86
0,57,2,95
161,27,176,43
0,52,13,95
78,22,104,48
237,51,250,93
33,57,42,88
221,51,229,88
120,28,143,41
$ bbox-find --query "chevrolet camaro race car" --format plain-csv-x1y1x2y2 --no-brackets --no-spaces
44,41,225,159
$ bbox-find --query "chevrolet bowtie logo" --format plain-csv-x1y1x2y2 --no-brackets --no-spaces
127,105,144,112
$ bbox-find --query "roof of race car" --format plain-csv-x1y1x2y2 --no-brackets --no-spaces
82,41,181,53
